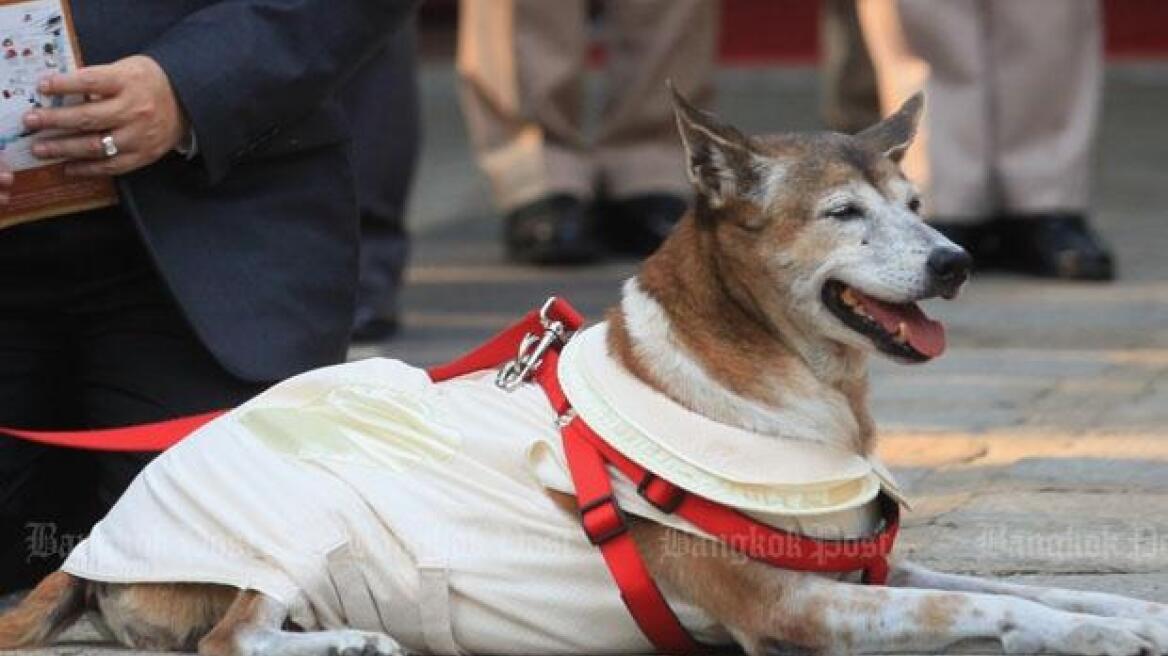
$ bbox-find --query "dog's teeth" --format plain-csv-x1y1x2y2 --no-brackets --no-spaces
894,322,910,343
840,287,871,318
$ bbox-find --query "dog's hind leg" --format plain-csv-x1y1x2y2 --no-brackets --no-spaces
891,560,1168,632
93,581,240,651
198,589,406,656
0,571,86,649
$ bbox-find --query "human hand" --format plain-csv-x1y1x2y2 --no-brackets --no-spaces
24,55,188,177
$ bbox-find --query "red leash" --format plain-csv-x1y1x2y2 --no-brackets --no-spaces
0,411,225,452
0,297,898,655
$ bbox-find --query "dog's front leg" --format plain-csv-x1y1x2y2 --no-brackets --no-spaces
776,573,1168,655
198,590,406,656
891,560,1168,630
634,523,1168,655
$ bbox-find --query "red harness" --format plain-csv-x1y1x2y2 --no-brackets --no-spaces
0,297,898,654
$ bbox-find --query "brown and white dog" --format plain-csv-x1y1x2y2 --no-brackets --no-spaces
2,90,1167,656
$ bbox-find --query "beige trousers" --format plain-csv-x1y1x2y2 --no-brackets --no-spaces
820,0,881,134
859,0,1102,220
456,0,718,211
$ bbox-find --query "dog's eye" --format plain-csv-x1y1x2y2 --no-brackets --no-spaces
825,204,864,221
908,197,922,213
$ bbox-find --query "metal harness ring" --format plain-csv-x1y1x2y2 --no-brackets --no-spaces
496,297,572,391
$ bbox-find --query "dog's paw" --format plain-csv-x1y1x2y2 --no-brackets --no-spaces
327,630,407,656
1125,618,1168,654
1117,600,1168,635
1039,589,1168,631
1005,616,1162,656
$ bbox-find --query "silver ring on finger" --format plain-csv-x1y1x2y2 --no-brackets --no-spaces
100,134,118,159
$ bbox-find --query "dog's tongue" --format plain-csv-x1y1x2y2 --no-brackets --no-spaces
854,292,946,358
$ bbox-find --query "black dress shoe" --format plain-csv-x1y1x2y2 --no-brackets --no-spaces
928,219,1005,270
504,193,600,265
999,213,1115,281
600,193,689,256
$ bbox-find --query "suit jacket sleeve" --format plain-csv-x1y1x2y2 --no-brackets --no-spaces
143,0,418,184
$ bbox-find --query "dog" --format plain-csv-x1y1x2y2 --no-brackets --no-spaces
2,89,1167,656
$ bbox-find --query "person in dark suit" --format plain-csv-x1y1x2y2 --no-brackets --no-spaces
0,0,419,594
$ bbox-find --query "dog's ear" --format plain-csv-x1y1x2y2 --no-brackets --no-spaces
670,82,761,209
857,92,923,163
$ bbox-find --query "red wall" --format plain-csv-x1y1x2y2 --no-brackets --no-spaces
421,1,1168,63
719,0,1168,64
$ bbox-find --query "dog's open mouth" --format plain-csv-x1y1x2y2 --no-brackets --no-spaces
821,280,945,362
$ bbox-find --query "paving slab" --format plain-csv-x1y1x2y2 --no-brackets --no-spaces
1000,574,1168,604
900,491,1168,574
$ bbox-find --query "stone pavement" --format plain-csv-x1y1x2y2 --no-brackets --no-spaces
16,62,1168,654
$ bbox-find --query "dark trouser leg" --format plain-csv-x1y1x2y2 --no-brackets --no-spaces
0,445,95,594
344,20,420,339
0,210,269,593
820,0,881,134
0,216,89,593
0,444,90,594
353,223,410,339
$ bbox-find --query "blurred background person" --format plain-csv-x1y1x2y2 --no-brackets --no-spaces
346,21,422,343
456,0,718,265
854,0,930,187
819,0,880,134
859,0,1114,280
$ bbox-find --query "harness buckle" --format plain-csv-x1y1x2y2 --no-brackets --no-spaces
555,409,578,430
637,473,686,514
496,297,572,391
579,493,628,545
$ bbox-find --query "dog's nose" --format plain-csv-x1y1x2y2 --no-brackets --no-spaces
927,247,973,296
